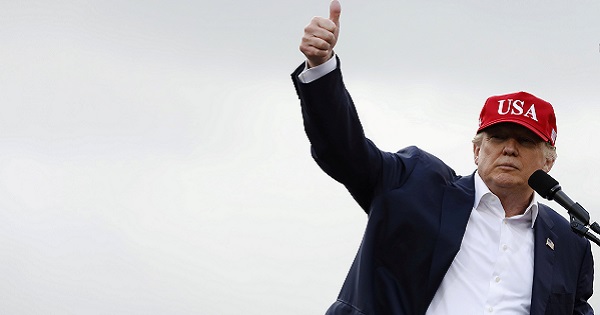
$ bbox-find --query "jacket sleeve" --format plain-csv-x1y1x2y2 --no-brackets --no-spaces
291,57,395,212
573,241,594,315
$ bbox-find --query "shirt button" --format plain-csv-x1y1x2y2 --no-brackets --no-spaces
488,306,494,312
495,276,501,283
502,244,508,251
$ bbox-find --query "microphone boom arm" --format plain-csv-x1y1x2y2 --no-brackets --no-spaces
570,215,600,247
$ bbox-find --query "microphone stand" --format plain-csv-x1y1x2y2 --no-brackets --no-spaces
569,215,600,247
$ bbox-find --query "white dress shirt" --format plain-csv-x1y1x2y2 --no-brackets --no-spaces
426,172,537,315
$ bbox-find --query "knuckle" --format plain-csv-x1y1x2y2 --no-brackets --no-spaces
311,16,322,23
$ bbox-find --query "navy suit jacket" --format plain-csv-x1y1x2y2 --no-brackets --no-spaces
291,59,594,315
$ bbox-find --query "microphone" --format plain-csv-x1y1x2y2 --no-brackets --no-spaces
528,170,590,226
529,170,600,246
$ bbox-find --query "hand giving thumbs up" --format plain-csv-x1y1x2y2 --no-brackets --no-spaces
299,0,341,68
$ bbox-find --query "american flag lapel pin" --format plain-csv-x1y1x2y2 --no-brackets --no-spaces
546,238,555,250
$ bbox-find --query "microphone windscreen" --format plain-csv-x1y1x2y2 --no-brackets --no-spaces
528,169,559,198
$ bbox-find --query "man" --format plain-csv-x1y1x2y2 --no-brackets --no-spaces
291,1,594,314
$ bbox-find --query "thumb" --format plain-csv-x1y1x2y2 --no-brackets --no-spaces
329,0,341,26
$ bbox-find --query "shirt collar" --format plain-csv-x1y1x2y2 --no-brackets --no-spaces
473,171,539,228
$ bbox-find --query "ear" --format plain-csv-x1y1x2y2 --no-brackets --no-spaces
543,158,555,173
473,143,480,165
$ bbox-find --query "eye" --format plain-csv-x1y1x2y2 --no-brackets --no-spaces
520,137,534,143
488,134,506,141
518,137,538,146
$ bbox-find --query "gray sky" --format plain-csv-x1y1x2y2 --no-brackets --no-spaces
1,0,599,314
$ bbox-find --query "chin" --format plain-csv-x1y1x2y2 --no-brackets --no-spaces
491,174,522,187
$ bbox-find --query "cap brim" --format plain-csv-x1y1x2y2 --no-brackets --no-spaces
477,118,551,144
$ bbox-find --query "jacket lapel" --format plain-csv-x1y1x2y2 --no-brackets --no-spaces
530,205,557,315
426,174,475,298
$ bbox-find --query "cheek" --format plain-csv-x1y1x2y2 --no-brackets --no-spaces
476,149,493,165
528,151,547,166
476,155,492,170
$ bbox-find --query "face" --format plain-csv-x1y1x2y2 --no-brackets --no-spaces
473,123,555,195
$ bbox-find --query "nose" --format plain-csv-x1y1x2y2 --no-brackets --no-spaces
502,138,519,156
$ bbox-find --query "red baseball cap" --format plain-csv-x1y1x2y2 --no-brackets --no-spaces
477,91,557,146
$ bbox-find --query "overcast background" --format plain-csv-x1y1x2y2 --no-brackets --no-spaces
1,0,599,314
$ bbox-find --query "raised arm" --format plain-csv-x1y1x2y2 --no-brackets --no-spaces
292,1,389,211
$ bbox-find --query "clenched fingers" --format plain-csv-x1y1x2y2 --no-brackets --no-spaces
299,17,339,67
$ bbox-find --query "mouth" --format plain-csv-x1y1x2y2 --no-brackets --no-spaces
497,163,519,170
